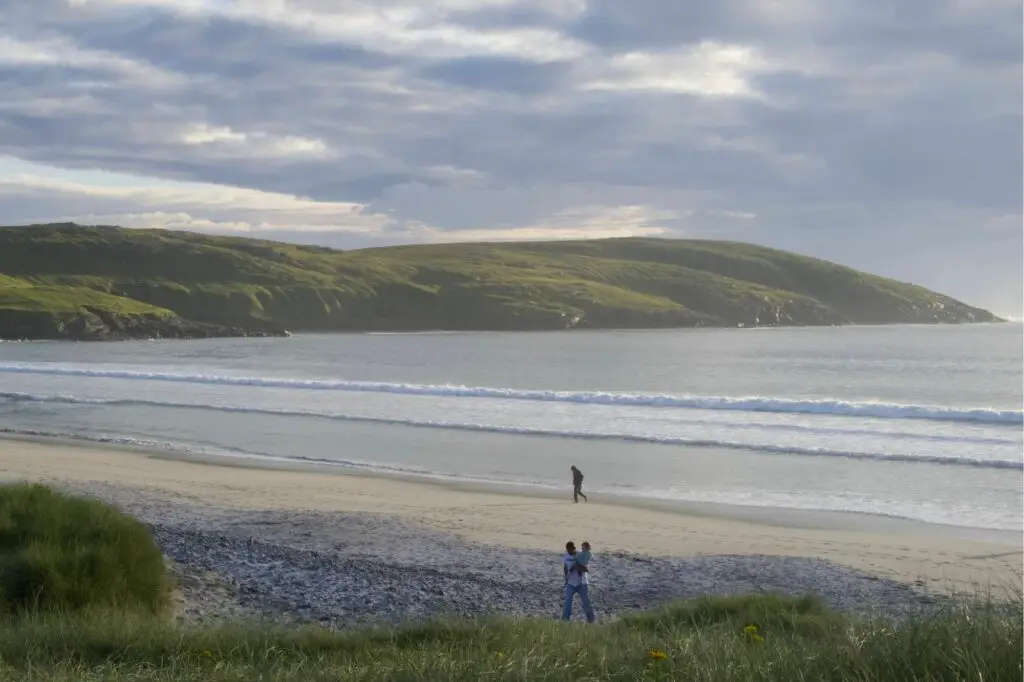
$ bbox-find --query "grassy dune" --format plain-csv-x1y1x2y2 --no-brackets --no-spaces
0,484,1020,681
0,223,999,337
0,594,1019,681
0,485,169,615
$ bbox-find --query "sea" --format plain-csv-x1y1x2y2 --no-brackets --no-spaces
0,324,1021,533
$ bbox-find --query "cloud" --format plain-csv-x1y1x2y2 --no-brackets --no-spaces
179,123,331,159
0,0,1019,313
420,56,572,94
0,34,180,86
0,157,674,242
407,204,676,242
0,158,391,233
65,0,590,61
580,42,771,97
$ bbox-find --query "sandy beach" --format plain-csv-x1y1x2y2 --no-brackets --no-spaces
2,435,1019,600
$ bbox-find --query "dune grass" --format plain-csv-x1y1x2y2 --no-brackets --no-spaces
0,484,169,615
0,593,1018,681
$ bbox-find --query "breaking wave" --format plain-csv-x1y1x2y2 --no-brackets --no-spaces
0,363,1019,425
1,391,1019,470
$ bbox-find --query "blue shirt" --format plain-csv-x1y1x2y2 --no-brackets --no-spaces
563,552,588,586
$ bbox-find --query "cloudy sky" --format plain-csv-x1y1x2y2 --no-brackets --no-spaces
1,0,1021,315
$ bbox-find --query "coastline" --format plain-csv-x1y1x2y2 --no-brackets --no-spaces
1,434,1019,598
0,319,1012,343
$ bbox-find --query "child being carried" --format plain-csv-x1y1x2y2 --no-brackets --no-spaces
572,542,592,574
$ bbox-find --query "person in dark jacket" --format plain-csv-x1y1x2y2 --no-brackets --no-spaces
570,465,587,503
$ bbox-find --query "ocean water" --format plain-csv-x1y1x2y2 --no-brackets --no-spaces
1,324,1021,532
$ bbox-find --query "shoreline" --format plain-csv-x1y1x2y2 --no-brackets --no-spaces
0,434,1020,598
2,431,1019,544
0,320,1014,344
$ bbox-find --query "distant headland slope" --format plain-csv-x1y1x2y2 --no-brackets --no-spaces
0,223,1000,340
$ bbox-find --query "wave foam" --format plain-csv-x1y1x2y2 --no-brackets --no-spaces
1,363,1020,424
2,392,1019,470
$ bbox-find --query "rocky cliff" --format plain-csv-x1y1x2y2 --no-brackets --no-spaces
0,307,286,342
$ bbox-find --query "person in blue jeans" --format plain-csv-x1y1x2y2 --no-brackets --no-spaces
561,541,595,622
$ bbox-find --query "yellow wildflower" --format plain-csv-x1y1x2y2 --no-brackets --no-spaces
647,649,669,661
743,624,759,635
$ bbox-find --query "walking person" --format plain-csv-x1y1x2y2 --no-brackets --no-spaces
561,541,595,622
570,465,587,503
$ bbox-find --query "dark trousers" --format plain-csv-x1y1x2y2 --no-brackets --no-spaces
573,484,587,503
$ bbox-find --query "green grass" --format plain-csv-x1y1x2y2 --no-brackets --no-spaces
0,594,1018,681
0,285,174,316
0,275,32,289
0,485,170,615
0,223,1001,334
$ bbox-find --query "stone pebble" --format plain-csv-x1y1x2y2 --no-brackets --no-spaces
62,481,941,627
149,519,939,627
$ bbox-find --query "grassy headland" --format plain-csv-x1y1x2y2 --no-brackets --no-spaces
0,223,1000,339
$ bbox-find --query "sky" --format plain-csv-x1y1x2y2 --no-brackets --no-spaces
0,0,1021,316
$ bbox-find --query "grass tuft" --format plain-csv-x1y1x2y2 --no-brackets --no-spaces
0,484,169,615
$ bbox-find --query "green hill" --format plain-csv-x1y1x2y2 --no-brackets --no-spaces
0,223,999,340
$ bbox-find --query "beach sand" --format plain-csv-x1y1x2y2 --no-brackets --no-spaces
0,436,1019,596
